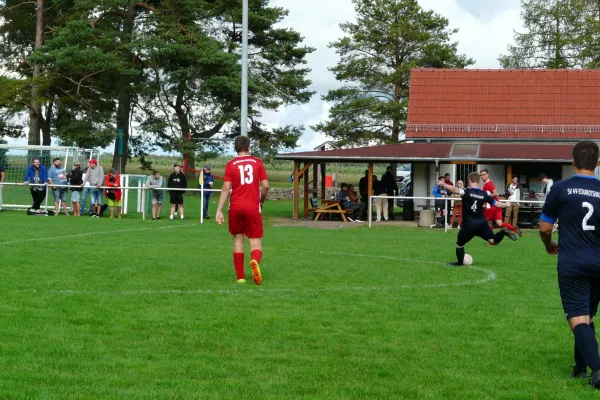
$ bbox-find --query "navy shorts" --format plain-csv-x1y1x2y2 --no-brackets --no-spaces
558,272,600,320
456,222,495,247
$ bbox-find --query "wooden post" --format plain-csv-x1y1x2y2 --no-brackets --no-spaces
293,161,300,220
320,162,326,200
303,163,309,219
506,164,512,186
312,161,318,201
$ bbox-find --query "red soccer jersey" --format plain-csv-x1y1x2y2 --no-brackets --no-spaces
482,180,499,207
224,155,268,211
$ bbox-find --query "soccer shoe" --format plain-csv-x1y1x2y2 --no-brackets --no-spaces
502,228,518,241
513,226,523,237
237,279,247,284
590,369,600,388
569,365,589,379
446,262,463,267
250,260,262,285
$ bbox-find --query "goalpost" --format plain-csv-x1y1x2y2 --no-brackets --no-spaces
0,145,100,210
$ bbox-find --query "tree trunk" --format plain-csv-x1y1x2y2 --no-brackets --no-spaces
28,0,45,146
41,102,52,146
111,2,135,173
174,78,196,180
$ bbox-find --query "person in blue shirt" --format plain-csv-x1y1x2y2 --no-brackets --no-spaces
540,140,600,386
23,158,48,209
201,164,215,219
432,176,449,227
47,157,69,215
442,172,516,266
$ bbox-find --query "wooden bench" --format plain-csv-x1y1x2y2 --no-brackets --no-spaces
311,200,354,222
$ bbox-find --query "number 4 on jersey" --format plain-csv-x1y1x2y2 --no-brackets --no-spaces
238,165,254,185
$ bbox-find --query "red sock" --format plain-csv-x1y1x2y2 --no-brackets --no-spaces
251,249,262,264
233,253,245,280
501,223,516,232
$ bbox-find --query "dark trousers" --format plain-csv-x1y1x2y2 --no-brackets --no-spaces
347,203,365,220
387,196,395,219
203,193,211,217
31,188,46,209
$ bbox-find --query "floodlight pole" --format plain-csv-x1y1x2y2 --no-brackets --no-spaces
240,0,249,136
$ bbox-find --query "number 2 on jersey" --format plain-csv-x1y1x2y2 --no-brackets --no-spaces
238,165,254,185
582,202,596,231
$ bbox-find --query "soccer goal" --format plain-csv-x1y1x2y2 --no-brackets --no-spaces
0,145,102,210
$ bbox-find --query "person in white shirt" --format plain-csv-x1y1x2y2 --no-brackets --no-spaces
540,173,557,231
504,176,522,228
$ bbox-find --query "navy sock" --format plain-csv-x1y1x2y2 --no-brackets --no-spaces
493,230,506,245
576,322,596,371
573,323,600,371
456,247,465,265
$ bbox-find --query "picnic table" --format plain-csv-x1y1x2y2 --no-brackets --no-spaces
311,200,354,222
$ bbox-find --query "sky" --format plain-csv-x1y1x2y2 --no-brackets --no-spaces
265,0,524,151
6,0,525,155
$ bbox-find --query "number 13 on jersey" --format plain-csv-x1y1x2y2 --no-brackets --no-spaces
238,165,254,185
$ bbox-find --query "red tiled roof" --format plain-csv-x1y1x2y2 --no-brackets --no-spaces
276,142,573,162
406,69,600,139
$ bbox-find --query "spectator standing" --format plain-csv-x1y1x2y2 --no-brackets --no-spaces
381,166,398,220
168,164,187,220
540,173,554,197
81,159,104,217
444,173,454,186
358,169,369,204
373,175,388,222
104,168,122,219
0,162,5,211
449,180,464,228
505,176,522,228
23,158,47,210
201,164,215,219
432,176,449,228
146,170,164,220
48,157,69,215
81,162,91,215
69,161,83,216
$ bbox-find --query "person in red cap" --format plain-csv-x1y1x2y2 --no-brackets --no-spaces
81,159,105,217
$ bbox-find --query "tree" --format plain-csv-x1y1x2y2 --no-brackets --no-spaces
498,0,586,69
312,0,473,147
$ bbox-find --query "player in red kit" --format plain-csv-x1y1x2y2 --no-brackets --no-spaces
480,169,522,236
215,136,269,285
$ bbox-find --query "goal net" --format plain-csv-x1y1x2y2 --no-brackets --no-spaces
0,145,100,210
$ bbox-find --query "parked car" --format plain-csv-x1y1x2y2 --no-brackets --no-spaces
396,179,412,207
396,164,411,182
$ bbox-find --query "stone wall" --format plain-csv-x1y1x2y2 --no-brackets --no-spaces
268,188,336,201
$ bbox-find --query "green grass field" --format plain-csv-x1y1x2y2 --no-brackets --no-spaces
0,198,589,399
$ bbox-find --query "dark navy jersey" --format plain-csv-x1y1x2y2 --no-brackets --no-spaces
460,187,497,229
542,175,600,274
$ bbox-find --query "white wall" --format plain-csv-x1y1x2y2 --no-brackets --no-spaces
412,163,430,209
477,164,506,189
562,165,575,180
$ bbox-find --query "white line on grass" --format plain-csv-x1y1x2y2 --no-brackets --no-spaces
0,223,198,246
10,250,497,296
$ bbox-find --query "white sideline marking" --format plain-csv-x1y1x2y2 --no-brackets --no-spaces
9,248,496,296
0,224,197,246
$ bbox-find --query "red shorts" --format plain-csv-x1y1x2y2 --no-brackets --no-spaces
228,209,263,238
484,206,502,222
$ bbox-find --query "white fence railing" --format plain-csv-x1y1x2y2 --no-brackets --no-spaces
0,182,221,224
367,195,547,231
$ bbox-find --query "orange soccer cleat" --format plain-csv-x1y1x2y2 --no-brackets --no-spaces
249,260,262,285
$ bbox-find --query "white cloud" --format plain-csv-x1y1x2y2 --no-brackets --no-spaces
266,0,524,151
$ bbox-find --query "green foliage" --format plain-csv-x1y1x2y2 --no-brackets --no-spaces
312,0,474,147
499,0,600,69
